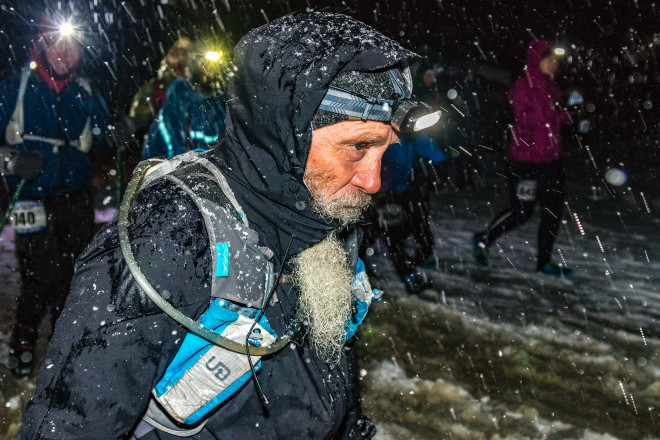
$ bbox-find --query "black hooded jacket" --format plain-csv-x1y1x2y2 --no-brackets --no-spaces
19,13,414,440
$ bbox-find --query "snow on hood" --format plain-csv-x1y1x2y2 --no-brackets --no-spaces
210,12,417,259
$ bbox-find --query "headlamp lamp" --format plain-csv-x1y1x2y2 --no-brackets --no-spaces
188,43,229,94
204,51,221,62
37,17,83,50
390,100,442,133
543,46,566,59
58,21,75,37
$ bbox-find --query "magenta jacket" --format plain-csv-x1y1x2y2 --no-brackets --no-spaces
507,39,572,163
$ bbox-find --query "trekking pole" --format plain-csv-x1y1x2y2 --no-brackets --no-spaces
0,179,26,235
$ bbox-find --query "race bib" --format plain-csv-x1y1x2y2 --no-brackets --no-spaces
11,200,47,234
516,180,537,202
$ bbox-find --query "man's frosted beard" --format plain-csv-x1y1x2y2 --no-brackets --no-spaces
293,233,353,365
305,169,372,225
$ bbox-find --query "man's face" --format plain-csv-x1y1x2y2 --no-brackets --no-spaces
43,37,82,76
305,120,399,224
167,47,188,78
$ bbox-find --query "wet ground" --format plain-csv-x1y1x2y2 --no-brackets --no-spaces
0,226,33,440
1,158,659,439
358,159,660,439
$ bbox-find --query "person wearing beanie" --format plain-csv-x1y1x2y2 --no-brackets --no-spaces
141,39,227,160
0,16,111,377
110,38,193,184
19,12,439,440
473,39,573,276
128,37,192,136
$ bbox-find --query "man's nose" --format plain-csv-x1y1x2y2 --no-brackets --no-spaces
352,159,382,194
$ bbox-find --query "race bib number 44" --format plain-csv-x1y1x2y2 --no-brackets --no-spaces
11,200,47,234
516,179,537,202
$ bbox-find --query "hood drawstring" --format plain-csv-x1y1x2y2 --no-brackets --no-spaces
246,234,295,408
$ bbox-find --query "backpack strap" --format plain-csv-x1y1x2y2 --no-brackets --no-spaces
5,68,93,152
144,152,273,308
4,69,30,145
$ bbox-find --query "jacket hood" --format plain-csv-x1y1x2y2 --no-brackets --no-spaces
526,39,553,79
209,12,416,260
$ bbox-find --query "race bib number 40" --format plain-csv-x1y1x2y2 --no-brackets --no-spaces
11,200,47,234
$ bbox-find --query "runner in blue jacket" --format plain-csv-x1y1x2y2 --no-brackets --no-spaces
365,133,447,292
142,41,227,159
0,20,111,376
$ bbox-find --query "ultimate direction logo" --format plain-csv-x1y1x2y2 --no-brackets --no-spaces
206,356,231,381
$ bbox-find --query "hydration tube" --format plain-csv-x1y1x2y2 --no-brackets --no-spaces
0,179,26,235
118,161,299,356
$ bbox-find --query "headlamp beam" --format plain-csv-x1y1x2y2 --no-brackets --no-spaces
58,21,74,37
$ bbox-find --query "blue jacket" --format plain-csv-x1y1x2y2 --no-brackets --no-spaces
0,69,110,198
142,78,226,159
381,133,447,194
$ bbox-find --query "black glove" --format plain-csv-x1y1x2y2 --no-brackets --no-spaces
346,415,377,440
7,152,46,181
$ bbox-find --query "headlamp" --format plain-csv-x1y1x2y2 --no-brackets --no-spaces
188,44,229,94
390,100,442,133
542,46,567,59
37,17,83,50
58,21,75,37
317,67,442,133
205,51,221,62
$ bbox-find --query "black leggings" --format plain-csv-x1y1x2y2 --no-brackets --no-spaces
364,184,435,278
14,190,94,332
479,160,565,269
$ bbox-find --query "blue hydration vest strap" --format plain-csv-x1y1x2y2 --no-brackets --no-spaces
215,243,229,277
344,257,382,341
153,300,278,425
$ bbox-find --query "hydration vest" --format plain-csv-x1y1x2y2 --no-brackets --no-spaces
131,152,277,436
128,152,375,437
4,69,93,152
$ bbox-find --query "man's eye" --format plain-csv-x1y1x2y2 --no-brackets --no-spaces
354,143,368,151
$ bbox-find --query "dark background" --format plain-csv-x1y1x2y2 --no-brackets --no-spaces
1,0,659,172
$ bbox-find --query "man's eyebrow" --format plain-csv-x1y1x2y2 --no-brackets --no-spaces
339,135,389,146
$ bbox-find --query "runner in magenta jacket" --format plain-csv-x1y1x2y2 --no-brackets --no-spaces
508,39,572,163
474,39,574,276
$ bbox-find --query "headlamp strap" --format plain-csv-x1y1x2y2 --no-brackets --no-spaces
387,68,412,100
318,88,394,122
361,102,376,121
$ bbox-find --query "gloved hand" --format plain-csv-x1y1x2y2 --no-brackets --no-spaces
4,152,46,181
346,415,377,440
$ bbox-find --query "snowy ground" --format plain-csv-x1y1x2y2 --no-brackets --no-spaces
1,158,659,439
358,158,660,440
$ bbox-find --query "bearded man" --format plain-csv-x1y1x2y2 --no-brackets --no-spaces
19,12,438,440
